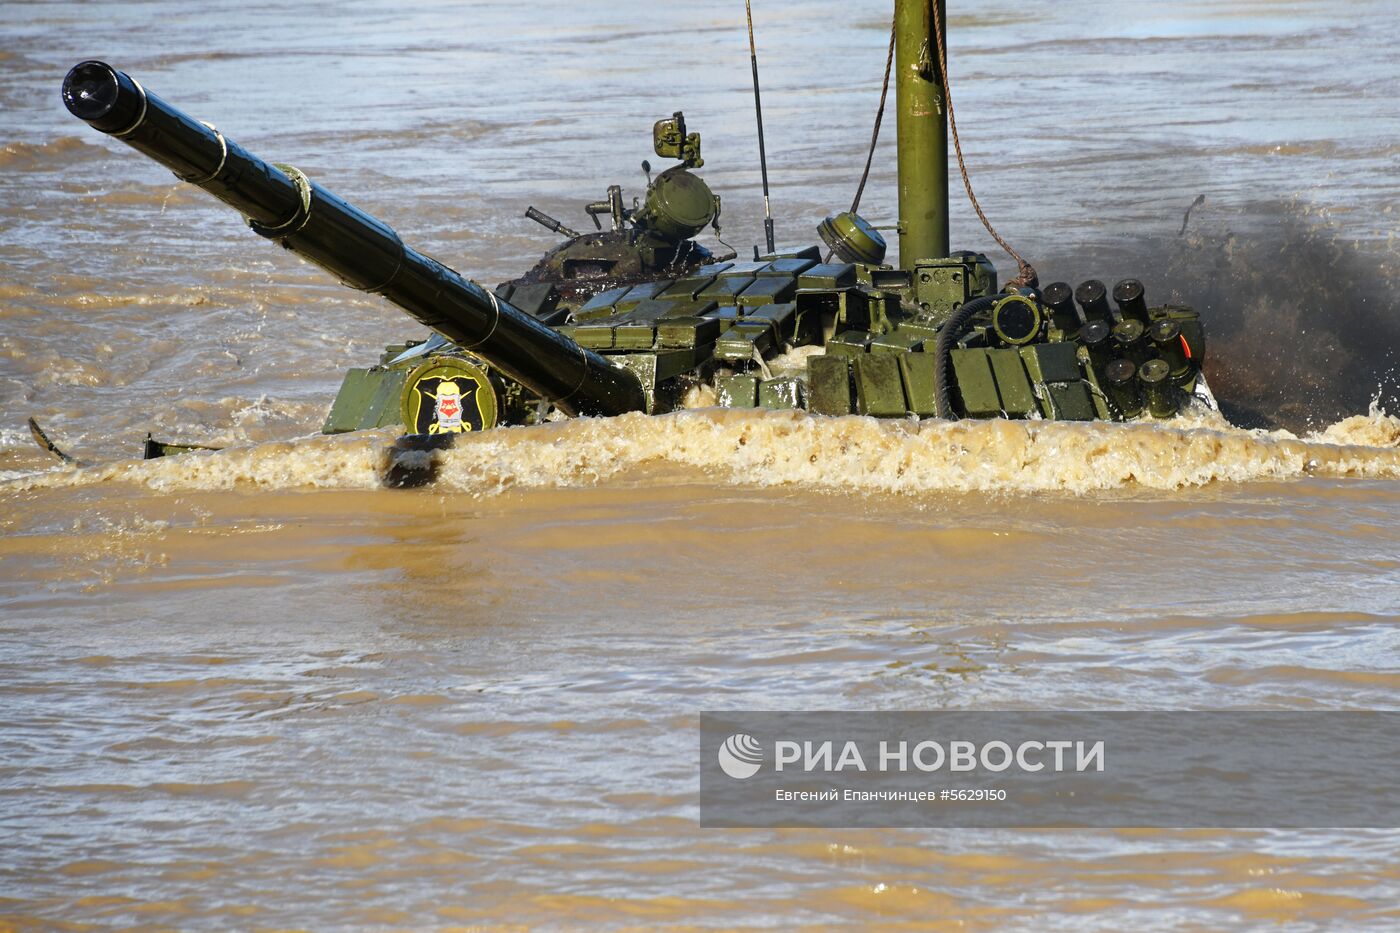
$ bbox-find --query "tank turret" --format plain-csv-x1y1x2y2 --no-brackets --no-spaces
505,112,725,305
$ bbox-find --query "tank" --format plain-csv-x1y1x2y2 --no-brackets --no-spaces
56,0,1213,485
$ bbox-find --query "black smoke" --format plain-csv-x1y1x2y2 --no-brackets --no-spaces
1041,199,1400,432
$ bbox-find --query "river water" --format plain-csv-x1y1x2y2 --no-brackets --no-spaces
3,0,1400,928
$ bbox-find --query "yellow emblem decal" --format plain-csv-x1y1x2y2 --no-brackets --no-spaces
400,356,498,435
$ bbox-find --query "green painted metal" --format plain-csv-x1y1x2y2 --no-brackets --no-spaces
797,263,857,290
657,316,720,349
807,356,854,415
736,277,797,306
1019,342,1082,385
697,275,754,304
1047,382,1097,421
716,374,759,408
324,367,410,433
986,348,1038,416
818,212,888,265
854,355,907,416
896,352,938,416
909,254,996,321
950,348,1000,416
758,376,805,410
634,166,718,241
894,0,950,267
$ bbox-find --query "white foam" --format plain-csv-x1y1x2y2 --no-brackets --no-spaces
431,408,1400,497
4,409,1397,497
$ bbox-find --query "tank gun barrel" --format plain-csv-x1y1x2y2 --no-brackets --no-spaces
61,60,646,419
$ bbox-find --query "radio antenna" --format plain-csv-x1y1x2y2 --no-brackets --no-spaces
745,0,776,255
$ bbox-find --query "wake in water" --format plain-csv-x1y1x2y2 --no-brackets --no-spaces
5,407,1399,497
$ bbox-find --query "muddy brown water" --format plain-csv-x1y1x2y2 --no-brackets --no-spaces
2,0,1400,929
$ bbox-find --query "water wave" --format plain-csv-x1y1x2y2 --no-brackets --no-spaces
0,136,110,171
4,408,1398,497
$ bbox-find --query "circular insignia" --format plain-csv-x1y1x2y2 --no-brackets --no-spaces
991,294,1043,346
400,356,498,435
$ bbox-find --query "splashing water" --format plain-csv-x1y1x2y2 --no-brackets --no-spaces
5,407,1398,497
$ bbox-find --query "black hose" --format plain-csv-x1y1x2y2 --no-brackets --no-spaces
933,294,998,419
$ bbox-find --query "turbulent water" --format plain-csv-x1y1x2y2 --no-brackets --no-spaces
3,0,1400,929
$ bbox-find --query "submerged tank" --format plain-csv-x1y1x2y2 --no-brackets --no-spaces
57,0,1212,484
